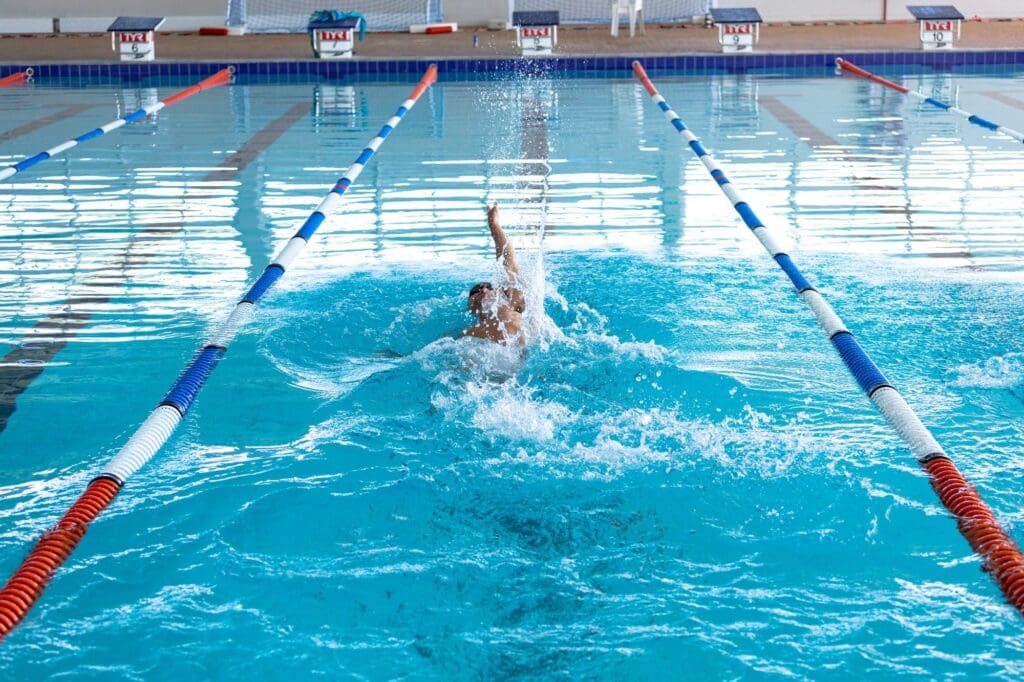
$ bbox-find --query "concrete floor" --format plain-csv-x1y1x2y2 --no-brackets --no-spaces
0,20,1022,63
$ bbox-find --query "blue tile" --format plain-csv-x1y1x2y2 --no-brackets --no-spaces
29,48,1024,87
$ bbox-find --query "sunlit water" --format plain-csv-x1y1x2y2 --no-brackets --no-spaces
1,68,1024,678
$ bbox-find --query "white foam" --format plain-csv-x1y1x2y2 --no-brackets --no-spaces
952,353,1024,389
467,382,573,443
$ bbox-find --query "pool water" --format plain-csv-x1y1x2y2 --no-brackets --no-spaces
1,68,1024,678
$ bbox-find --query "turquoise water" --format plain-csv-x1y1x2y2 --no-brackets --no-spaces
1,69,1024,677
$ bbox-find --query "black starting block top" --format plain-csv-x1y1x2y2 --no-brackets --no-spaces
906,5,965,20
709,8,763,24
107,16,165,32
308,16,361,30
512,11,560,27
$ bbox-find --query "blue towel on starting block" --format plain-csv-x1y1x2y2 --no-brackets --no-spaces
308,10,367,40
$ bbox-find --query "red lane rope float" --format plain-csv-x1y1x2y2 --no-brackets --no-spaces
634,60,1024,617
923,458,1024,611
0,478,121,637
162,68,232,106
0,70,30,88
835,58,909,93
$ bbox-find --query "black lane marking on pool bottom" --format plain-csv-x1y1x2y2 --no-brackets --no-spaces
979,91,1024,112
0,102,311,434
758,95,979,266
0,104,95,145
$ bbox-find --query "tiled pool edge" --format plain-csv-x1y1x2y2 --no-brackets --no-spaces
2,50,1023,81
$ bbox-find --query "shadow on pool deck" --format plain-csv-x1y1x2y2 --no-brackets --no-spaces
0,20,1022,63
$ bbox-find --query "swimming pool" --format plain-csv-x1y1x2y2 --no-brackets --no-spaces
1,64,1024,677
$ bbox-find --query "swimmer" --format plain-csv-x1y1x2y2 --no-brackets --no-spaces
462,203,526,345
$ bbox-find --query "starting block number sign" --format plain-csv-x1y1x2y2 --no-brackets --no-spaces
115,30,156,60
512,11,559,56
722,23,754,48
522,26,553,52
718,22,759,52
921,20,954,48
317,29,354,58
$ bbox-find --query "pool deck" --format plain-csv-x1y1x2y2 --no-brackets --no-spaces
0,20,1022,63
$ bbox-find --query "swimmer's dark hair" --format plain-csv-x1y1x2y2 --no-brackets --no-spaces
469,282,493,298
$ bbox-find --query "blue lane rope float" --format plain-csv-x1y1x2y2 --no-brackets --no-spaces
632,60,1024,617
0,67,233,182
0,64,438,641
837,58,1024,144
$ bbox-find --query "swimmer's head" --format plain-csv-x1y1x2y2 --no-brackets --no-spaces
468,281,493,316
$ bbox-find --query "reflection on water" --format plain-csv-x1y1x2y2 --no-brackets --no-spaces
1,74,1022,344
0,71,1023,678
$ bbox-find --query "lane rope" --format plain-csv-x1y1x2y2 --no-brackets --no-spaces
837,58,1024,144
632,60,1024,617
0,68,32,88
0,67,233,182
0,63,438,642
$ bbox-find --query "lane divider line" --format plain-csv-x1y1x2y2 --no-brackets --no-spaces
632,60,1024,617
0,67,232,182
836,58,1024,144
0,64,437,642
0,104,95,144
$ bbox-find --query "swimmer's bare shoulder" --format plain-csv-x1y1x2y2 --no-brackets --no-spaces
461,305,524,345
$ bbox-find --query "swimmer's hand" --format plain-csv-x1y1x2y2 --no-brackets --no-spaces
488,203,501,233
488,202,519,277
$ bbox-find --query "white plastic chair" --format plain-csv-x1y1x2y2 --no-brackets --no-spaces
610,0,644,38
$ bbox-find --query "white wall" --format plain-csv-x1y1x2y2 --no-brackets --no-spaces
0,0,1020,32
442,0,510,26
0,0,222,32
714,0,1022,22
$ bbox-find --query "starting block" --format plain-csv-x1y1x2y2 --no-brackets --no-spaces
710,8,762,53
513,11,559,56
108,17,164,62
907,5,963,50
308,16,362,59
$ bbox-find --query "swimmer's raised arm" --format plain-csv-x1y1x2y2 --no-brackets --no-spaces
488,203,525,313
488,203,519,278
